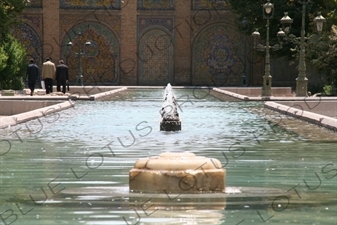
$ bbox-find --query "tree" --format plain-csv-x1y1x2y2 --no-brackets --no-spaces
0,35,27,90
0,46,8,72
228,0,336,49
228,0,337,92
0,0,27,90
0,0,26,41
305,2,337,92
306,25,337,91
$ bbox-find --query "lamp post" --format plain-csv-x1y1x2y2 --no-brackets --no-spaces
67,33,91,86
252,0,283,97
280,1,326,96
240,17,249,87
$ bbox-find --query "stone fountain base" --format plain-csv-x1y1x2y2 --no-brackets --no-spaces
58,186,302,210
129,152,226,194
56,151,335,210
160,121,181,131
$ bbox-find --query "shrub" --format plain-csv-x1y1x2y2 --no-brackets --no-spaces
323,85,333,96
0,35,26,90
11,77,24,90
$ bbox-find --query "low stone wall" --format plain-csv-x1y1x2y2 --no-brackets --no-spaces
0,100,66,116
0,90,26,96
265,101,337,131
70,87,128,100
66,86,122,95
273,101,337,118
211,89,248,101
220,87,292,97
0,101,74,129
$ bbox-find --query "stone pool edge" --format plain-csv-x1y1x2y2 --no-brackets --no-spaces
212,88,337,131
0,87,129,128
87,87,128,100
264,102,337,131
0,101,75,129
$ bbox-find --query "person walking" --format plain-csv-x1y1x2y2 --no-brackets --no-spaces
42,57,56,94
55,60,69,94
26,59,39,96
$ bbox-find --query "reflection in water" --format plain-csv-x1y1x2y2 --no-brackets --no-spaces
0,89,336,225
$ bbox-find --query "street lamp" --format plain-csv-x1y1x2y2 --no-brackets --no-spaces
280,1,326,96
313,12,326,34
67,33,92,86
240,17,249,86
252,0,283,97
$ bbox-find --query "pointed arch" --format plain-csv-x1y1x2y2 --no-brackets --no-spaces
192,22,245,86
61,22,120,85
12,23,43,66
138,27,174,85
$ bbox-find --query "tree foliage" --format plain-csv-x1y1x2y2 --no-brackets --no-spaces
0,35,27,90
0,0,26,41
228,0,336,38
0,0,27,90
306,25,337,88
228,0,337,88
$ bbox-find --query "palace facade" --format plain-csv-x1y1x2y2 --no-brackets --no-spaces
14,0,269,86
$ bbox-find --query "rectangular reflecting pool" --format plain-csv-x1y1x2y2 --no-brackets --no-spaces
0,89,336,225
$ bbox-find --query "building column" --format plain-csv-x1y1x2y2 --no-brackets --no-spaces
42,0,60,63
120,1,138,85
174,1,192,85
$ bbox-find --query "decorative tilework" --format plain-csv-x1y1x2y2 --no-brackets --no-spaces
25,0,42,8
138,17,174,35
189,11,223,41
138,0,174,10
11,23,43,67
60,14,121,39
138,29,174,85
22,14,43,36
62,22,120,84
192,23,244,86
192,0,230,10
60,0,121,9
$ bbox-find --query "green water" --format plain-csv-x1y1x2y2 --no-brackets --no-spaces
0,89,336,225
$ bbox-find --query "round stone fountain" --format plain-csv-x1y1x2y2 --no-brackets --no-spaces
129,152,226,194
59,151,298,211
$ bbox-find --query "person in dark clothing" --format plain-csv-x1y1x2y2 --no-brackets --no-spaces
26,59,39,96
55,60,69,94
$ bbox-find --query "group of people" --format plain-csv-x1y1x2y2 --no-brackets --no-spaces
26,57,69,96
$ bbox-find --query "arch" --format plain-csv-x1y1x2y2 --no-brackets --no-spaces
191,22,246,86
11,23,43,67
61,22,120,85
138,28,174,85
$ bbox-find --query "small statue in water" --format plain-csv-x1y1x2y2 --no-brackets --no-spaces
160,84,181,131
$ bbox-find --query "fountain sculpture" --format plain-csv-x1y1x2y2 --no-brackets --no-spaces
160,84,181,131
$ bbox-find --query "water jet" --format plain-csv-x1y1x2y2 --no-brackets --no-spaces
160,84,181,131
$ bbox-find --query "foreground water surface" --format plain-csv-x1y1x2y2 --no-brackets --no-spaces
0,89,336,225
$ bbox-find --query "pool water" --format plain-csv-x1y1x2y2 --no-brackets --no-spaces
0,89,336,225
